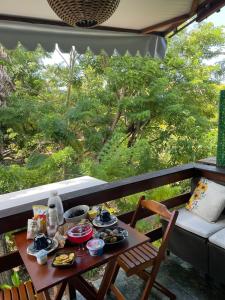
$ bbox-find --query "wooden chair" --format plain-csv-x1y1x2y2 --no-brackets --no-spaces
0,280,69,300
0,281,49,300
110,196,179,300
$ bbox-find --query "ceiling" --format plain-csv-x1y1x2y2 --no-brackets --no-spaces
0,0,225,35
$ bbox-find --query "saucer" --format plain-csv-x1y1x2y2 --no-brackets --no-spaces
92,215,118,228
27,238,58,256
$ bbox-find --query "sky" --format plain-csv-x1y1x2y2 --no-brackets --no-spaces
44,7,225,65
205,6,225,26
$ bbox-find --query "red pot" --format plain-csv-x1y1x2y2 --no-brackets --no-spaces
67,224,93,244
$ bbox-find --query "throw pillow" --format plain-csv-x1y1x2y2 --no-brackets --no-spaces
186,177,225,222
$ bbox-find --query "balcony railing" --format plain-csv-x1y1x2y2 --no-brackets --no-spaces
1,162,225,277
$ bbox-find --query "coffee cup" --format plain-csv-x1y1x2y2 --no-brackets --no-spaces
100,210,111,223
33,234,52,251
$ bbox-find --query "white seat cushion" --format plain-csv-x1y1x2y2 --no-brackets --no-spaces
175,208,225,238
209,228,225,249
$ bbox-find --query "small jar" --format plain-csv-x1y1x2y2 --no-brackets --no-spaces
86,239,105,256
36,249,48,265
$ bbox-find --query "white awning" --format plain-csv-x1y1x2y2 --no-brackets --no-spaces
0,21,167,57
0,0,222,57
0,0,204,33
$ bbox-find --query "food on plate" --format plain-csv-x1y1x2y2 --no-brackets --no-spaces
96,227,128,244
53,252,75,266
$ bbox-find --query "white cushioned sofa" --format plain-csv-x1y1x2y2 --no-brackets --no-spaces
161,178,225,284
176,208,225,238
208,228,225,284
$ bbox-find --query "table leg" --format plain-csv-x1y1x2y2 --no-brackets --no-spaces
69,276,97,300
96,258,119,300
53,281,68,300
69,259,119,300
69,281,77,300
44,290,51,300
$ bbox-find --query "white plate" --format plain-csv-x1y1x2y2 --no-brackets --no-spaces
92,215,118,228
27,239,59,256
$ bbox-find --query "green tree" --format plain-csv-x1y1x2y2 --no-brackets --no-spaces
0,22,224,191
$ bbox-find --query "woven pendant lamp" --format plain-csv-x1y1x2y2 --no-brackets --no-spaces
47,0,120,28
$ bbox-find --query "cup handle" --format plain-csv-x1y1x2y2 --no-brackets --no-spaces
47,238,53,245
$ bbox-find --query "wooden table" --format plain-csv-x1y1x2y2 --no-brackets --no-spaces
15,221,149,300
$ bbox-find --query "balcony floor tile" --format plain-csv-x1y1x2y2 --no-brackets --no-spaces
76,254,225,300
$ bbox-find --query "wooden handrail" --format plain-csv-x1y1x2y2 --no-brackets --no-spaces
195,163,225,182
0,252,23,273
0,163,195,234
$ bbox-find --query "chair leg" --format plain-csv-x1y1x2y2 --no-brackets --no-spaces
154,281,176,300
140,274,155,300
110,284,126,300
138,269,176,300
111,264,120,285
137,270,150,282
140,261,162,300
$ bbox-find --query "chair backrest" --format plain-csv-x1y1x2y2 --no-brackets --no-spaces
130,196,178,258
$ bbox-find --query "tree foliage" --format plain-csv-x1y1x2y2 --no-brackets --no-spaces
0,22,224,193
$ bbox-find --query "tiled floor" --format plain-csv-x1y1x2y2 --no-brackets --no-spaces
76,254,225,300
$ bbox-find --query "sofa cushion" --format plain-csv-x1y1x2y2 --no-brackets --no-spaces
186,177,225,222
175,208,225,238
209,228,225,249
